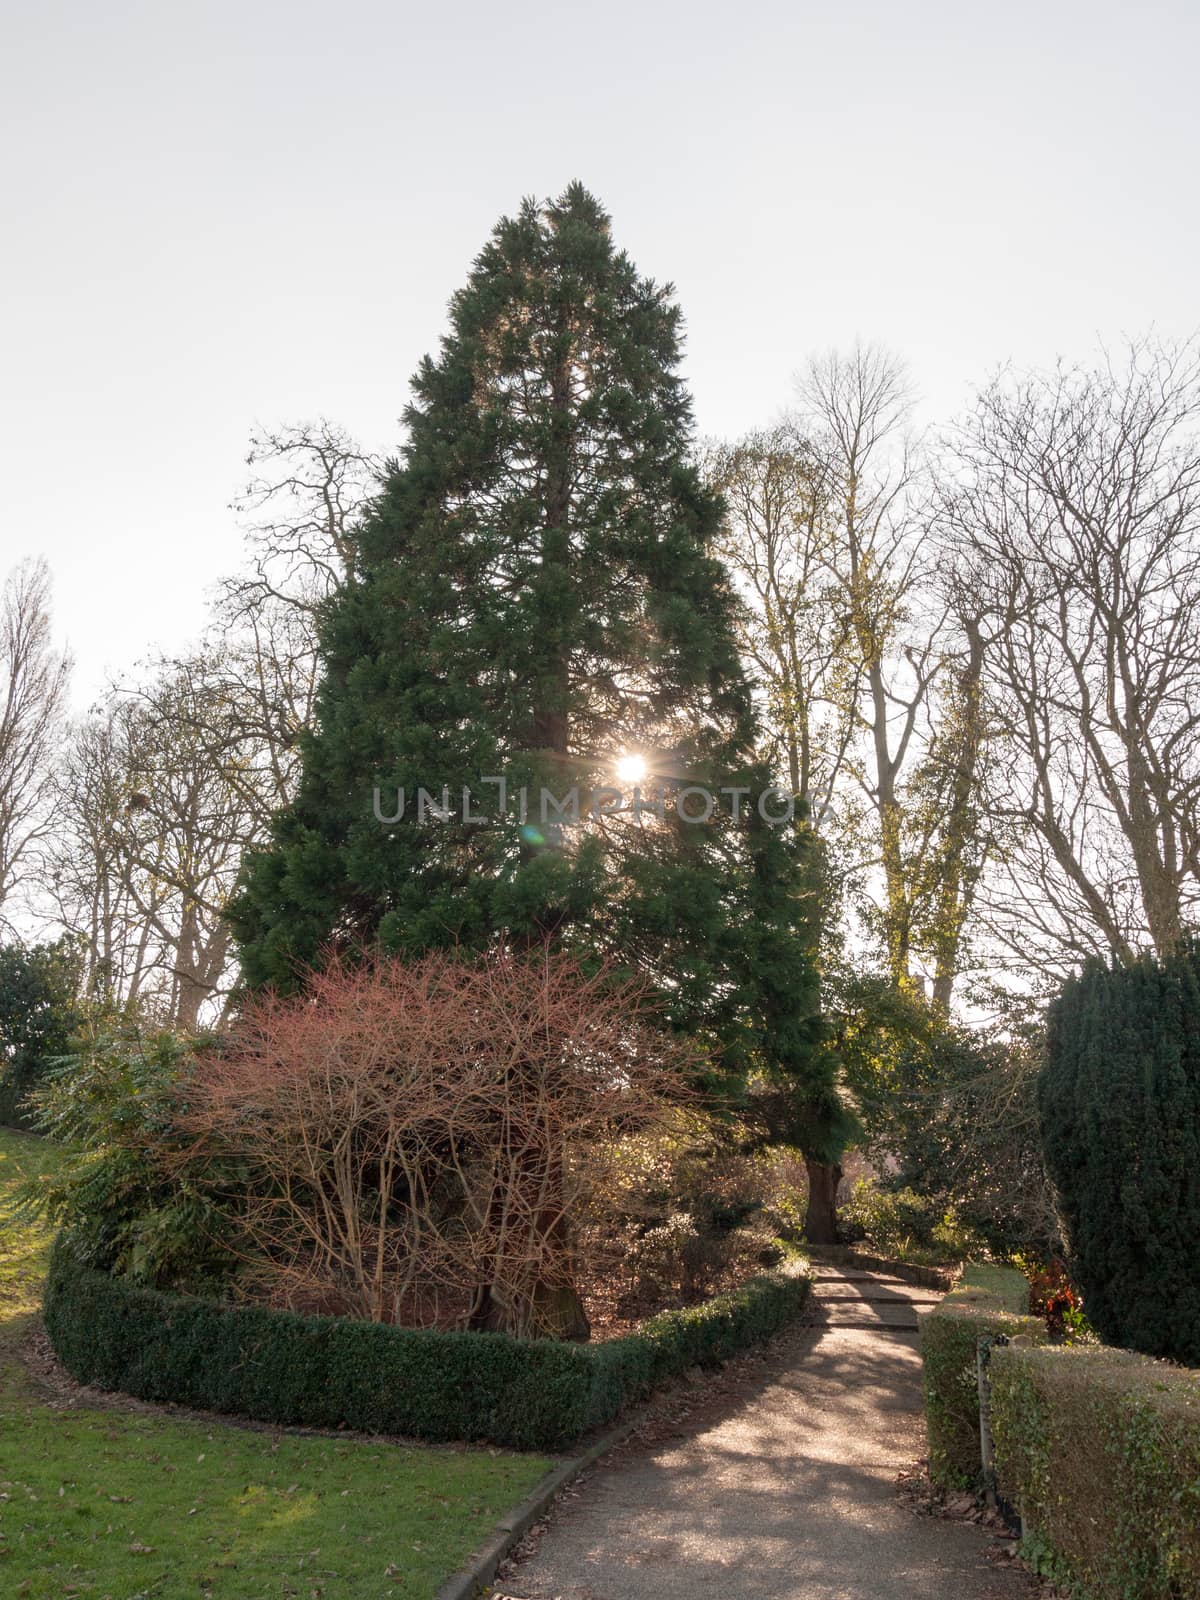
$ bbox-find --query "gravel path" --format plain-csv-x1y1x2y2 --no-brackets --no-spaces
497,1267,1037,1600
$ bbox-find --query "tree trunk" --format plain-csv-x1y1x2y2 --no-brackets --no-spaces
490,336,586,1331
931,619,986,1014
467,1279,591,1342
466,1057,592,1343
804,1157,843,1245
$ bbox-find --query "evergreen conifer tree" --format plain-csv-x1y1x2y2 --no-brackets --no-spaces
230,187,838,1324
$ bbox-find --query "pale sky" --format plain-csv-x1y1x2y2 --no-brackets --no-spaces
4,0,1197,707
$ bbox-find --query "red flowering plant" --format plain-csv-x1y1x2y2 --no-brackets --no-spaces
1027,1257,1084,1339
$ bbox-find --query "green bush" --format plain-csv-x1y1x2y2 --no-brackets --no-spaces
596,1118,803,1313
1042,943,1200,1363
919,1262,1045,1487
839,1178,985,1265
839,976,1057,1259
25,1021,236,1291
44,1239,811,1453
991,1342,1200,1599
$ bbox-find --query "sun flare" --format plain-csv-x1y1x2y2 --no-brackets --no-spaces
615,752,648,785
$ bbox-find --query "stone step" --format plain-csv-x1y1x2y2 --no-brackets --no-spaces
810,1279,937,1293
812,1273,934,1286
819,1317,920,1331
809,1286,929,1327
812,1290,940,1306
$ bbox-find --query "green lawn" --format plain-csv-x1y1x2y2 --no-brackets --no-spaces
956,1260,1032,1313
0,1126,551,1598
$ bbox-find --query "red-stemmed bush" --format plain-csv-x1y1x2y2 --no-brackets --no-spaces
177,949,696,1339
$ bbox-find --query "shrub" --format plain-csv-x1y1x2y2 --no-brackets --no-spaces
991,1342,1200,1599
589,1115,803,1318
177,950,697,1339
1041,943,1200,1363
43,1237,811,1452
841,976,1058,1258
23,1019,235,1291
840,1178,984,1265
1024,1256,1089,1340
0,938,81,1129
919,1263,1045,1487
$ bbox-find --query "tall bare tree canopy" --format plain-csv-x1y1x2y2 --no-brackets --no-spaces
706,424,857,827
713,346,987,1010
0,560,70,928
39,422,380,1024
46,653,271,1024
214,421,381,813
941,338,1200,975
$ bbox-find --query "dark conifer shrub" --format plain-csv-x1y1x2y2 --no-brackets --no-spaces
1041,942,1200,1362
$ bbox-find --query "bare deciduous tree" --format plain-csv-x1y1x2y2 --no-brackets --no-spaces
213,420,380,811
38,423,379,1016
713,348,985,1008
901,616,991,1010
47,652,275,1025
706,425,858,827
0,559,71,927
942,337,1200,972
222,419,379,619
796,344,947,990
43,707,169,1009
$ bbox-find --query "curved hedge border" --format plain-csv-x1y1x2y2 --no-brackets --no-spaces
919,1262,1045,1487
991,1342,1200,1599
44,1238,811,1453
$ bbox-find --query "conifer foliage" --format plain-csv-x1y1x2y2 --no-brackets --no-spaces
229,190,839,1311
230,186,824,1101
1041,943,1200,1363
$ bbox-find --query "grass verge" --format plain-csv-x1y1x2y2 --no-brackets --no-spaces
0,1125,550,1599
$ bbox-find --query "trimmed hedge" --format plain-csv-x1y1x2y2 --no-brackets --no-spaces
43,1238,811,1452
991,1342,1200,1599
919,1262,1045,1487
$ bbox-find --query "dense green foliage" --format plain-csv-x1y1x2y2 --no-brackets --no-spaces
44,1239,811,1452
918,1263,1044,1487
991,1342,1200,1599
1042,944,1200,1363
584,1109,806,1311
841,972,1054,1257
883,1027,1054,1256
0,938,81,1128
24,1020,235,1290
838,1178,983,1265
229,184,828,1138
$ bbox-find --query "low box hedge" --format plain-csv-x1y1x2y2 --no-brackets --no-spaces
991,1342,1200,1599
919,1262,1045,1487
43,1237,811,1453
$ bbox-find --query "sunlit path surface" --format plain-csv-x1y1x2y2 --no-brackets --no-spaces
502,1267,1035,1600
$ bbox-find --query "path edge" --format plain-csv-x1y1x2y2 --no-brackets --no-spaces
432,1419,637,1600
